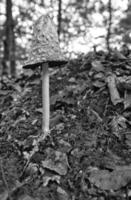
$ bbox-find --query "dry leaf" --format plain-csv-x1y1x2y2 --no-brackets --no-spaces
57,186,70,200
41,148,68,175
91,60,105,72
42,175,60,186
124,90,131,110
89,166,131,191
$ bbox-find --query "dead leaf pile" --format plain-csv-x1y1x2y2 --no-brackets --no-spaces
0,49,131,200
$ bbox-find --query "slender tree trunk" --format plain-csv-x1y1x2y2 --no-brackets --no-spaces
106,0,112,52
57,0,62,40
40,0,44,5
3,0,16,78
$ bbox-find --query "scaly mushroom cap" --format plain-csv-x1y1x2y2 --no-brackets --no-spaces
23,15,67,68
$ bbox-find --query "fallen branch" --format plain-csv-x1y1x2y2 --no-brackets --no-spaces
106,72,122,105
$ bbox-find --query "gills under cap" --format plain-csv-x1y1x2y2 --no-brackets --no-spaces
23,15,67,68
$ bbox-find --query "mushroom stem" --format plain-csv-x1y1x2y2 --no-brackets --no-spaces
42,62,50,135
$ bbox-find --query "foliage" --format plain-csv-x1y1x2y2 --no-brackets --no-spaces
0,0,130,69
119,1,131,44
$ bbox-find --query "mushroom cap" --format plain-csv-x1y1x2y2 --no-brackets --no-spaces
23,15,67,68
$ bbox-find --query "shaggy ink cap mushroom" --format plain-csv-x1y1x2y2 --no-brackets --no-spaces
23,15,67,137
23,15,67,68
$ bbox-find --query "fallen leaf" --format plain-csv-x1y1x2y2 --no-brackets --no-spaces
92,80,106,88
19,194,35,200
0,190,8,200
91,60,105,72
35,108,42,113
117,76,131,90
42,175,61,186
57,186,70,200
0,90,10,96
110,115,127,138
124,90,131,110
89,166,131,191
42,148,68,175
58,139,72,153
93,72,105,79
112,50,126,60
13,83,22,93
125,132,131,147
50,114,63,128
50,94,59,106
68,77,76,83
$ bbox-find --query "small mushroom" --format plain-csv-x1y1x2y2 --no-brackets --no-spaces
23,15,67,138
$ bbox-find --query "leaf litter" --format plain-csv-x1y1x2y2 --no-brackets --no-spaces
0,49,131,199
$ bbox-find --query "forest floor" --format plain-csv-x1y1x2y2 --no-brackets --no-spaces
0,50,131,200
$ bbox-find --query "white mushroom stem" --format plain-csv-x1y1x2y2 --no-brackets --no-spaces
42,62,50,135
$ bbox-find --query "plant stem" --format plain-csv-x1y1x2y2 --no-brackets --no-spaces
42,62,50,136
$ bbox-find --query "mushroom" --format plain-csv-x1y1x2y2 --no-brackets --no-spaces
23,15,67,138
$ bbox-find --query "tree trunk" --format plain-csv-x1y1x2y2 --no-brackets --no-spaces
40,0,44,5
3,0,16,78
106,0,112,52
57,0,62,40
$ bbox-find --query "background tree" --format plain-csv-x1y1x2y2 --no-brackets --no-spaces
106,0,112,52
119,0,131,45
3,0,16,78
57,0,62,40
0,0,129,79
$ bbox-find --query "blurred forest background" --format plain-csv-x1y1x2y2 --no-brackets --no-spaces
0,0,131,78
